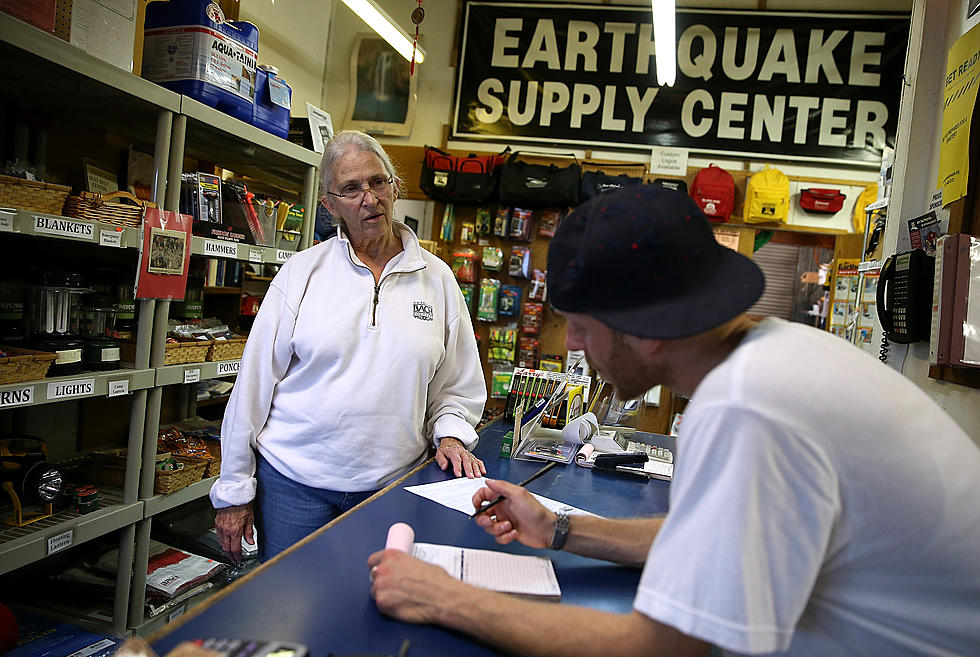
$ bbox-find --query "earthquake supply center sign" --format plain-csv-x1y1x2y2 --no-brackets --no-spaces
452,3,909,165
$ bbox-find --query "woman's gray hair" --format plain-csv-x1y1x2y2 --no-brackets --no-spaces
319,130,401,196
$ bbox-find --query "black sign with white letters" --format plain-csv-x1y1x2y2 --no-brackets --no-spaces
452,3,909,164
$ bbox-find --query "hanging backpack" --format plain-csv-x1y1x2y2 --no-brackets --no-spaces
690,164,735,222
743,165,790,224
852,183,879,235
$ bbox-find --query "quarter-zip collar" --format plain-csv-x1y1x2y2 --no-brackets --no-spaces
338,222,427,328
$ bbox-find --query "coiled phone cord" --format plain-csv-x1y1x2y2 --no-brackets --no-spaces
879,332,890,362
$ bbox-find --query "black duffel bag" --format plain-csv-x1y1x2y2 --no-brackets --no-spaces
419,146,506,204
498,153,581,208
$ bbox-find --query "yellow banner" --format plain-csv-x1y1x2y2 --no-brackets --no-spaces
939,22,980,204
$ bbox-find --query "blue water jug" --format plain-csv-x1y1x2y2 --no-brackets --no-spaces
253,65,291,139
142,0,259,123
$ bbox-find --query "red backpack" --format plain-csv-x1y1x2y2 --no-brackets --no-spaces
690,164,735,222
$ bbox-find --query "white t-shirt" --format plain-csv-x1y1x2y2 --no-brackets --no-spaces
634,318,980,656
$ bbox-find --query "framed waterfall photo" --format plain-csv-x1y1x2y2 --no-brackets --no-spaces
344,33,418,137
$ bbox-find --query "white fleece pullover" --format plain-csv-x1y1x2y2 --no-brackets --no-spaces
210,223,486,507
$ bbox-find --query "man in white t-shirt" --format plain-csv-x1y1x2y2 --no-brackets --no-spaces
368,186,980,656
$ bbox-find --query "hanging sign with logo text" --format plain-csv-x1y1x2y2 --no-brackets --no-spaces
452,3,908,165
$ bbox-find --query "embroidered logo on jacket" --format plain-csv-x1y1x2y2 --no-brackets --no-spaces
413,301,434,321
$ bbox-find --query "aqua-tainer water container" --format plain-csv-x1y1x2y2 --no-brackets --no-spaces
253,65,291,139
141,0,259,123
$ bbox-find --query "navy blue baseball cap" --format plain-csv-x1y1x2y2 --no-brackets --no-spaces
547,185,765,339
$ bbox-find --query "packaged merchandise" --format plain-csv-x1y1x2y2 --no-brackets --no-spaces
482,245,504,271
518,336,539,368
493,207,510,237
509,246,531,278
538,209,563,237
528,269,548,301
451,248,477,283
522,301,543,334
477,278,500,322
490,366,514,399
509,207,533,241
460,222,476,243
459,283,476,314
498,284,521,317
440,203,456,241
539,353,563,371
487,325,518,363
475,208,493,236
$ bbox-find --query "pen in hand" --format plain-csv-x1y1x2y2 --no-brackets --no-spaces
470,460,558,518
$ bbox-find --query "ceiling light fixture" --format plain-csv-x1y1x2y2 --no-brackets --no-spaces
339,0,426,64
651,0,676,87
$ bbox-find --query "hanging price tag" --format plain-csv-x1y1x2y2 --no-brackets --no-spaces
268,74,291,109
100,229,122,247
0,208,14,232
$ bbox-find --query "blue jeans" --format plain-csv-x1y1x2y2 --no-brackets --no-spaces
254,453,377,562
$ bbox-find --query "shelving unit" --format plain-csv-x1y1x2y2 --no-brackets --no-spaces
0,13,318,636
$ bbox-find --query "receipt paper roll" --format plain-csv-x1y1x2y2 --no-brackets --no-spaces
385,522,415,553
563,412,599,444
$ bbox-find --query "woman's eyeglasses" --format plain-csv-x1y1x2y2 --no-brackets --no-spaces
327,176,393,203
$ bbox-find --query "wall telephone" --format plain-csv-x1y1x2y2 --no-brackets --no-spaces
876,249,935,346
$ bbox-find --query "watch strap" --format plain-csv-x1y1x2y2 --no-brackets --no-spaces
549,510,570,550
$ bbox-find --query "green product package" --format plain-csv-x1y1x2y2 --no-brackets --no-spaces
477,278,500,322
500,430,514,459
491,368,514,399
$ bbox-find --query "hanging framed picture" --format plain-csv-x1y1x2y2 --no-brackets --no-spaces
343,33,417,137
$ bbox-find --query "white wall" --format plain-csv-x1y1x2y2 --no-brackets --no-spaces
881,0,980,440
239,0,333,116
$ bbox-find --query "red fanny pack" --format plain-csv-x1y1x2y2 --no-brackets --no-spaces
799,188,845,214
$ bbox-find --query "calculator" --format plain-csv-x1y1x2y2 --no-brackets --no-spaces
624,441,673,463
192,638,309,657
612,433,673,463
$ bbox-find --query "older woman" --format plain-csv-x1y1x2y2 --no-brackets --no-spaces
211,131,487,562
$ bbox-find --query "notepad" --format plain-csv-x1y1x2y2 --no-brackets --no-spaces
412,542,561,600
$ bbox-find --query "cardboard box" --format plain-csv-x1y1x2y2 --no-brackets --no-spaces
55,0,138,71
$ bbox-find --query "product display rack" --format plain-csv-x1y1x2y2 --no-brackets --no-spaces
0,14,319,636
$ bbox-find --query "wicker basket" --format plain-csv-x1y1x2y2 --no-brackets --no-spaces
204,456,222,477
85,448,130,488
0,345,58,384
154,457,208,494
206,337,247,362
63,190,151,228
0,174,72,214
120,339,211,366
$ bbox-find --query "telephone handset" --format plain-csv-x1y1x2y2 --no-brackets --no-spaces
876,249,935,344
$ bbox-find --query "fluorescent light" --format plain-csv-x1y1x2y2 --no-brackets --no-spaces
339,0,425,64
651,0,675,86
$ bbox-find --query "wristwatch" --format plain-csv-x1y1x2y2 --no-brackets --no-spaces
549,511,570,550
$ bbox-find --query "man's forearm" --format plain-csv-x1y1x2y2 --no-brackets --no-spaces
562,515,663,568
434,579,704,657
